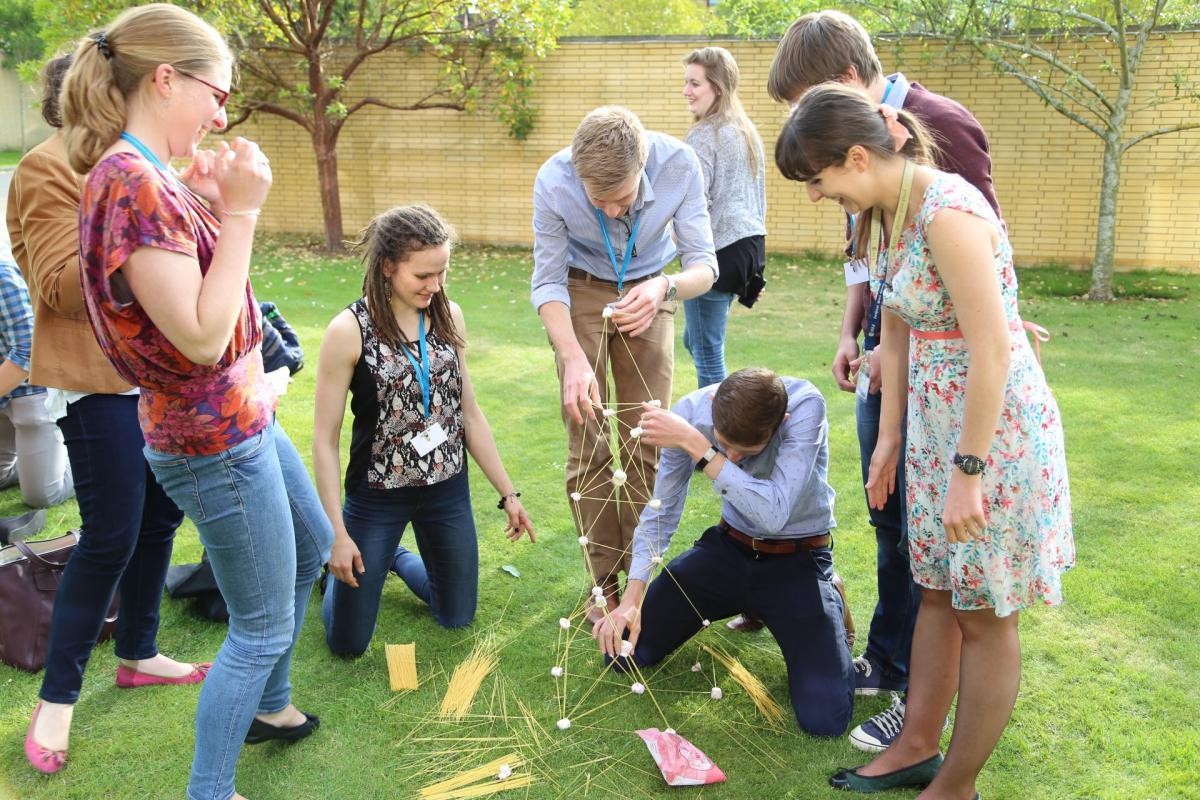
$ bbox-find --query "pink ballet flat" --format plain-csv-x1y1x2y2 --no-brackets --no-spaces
115,662,212,688
25,702,67,775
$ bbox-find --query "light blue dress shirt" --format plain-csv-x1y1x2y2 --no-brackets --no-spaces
629,377,838,582
531,131,718,311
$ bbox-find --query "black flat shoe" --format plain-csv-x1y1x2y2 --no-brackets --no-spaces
829,752,943,792
244,711,320,744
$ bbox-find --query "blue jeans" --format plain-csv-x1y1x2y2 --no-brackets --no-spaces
856,382,920,686
323,468,478,657
683,289,736,389
621,526,854,736
40,393,184,703
144,421,332,800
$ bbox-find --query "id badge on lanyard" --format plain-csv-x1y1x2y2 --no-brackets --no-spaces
399,311,447,458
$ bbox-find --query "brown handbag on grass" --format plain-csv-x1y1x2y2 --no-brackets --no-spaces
0,532,118,672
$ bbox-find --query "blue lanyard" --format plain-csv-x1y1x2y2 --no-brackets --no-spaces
120,131,172,174
398,312,432,419
594,208,642,294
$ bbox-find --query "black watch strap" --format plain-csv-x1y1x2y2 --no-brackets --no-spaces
695,446,719,471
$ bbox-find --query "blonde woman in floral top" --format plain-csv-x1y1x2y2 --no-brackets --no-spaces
62,6,333,798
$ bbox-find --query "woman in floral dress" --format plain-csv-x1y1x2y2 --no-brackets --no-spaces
776,84,1073,800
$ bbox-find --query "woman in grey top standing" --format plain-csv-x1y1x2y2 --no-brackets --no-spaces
681,46,767,389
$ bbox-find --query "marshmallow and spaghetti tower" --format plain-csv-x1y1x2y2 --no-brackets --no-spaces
548,308,756,734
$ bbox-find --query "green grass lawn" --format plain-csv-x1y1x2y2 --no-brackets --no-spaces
0,242,1196,800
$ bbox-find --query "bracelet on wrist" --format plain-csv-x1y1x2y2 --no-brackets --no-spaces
497,491,520,510
220,207,261,218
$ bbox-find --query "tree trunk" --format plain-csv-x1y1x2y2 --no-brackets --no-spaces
313,125,345,252
1087,134,1121,301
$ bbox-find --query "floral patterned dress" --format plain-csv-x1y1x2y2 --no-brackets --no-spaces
883,172,1074,616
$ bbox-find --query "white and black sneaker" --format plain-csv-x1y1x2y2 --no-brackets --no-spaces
849,692,906,753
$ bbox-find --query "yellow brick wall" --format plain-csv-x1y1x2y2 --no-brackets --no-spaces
237,33,1200,272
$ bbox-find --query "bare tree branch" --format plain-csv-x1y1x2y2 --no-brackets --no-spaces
343,95,465,117
241,100,313,131
981,37,1114,111
1122,121,1200,152
990,58,1108,138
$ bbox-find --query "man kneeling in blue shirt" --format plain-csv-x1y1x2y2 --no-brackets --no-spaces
592,367,854,736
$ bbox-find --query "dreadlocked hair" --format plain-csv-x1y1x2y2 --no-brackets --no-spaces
352,204,463,351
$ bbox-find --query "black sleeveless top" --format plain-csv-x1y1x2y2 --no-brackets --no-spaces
345,299,465,493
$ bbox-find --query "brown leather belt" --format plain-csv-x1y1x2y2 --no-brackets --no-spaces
719,519,830,555
567,266,662,287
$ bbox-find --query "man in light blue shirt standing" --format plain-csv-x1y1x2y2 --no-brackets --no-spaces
592,367,854,736
532,106,717,621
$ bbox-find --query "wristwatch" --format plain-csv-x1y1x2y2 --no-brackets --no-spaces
663,274,677,302
695,446,719,471
952,452,985,475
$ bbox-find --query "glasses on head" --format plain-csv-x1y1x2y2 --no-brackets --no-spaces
175,68,230,109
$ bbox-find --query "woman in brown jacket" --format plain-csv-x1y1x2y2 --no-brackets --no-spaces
7,54,208,775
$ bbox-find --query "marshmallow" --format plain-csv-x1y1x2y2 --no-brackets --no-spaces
497,764,513,781
650,555,663,565
602,407,617,418
665,728,676,735
557,718,572,730
601,305,614,319
577,535,589,546
592,585,605,597
630,426,643,438
690,662,702,673
559,617,571,630
631,682,645,695
710,687,723,700
551,666,564,678
594,595,606,607
648,399,662,407
620,640,634,657
701,619,711,627
648,498,662,510
570,491,582,502
611,469,627,486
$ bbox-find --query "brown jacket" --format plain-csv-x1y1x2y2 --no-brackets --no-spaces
6,133,132,394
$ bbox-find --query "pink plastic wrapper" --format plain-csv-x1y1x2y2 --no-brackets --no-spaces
636,728,727,787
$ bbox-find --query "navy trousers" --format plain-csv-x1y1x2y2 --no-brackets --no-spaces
627,525,855,737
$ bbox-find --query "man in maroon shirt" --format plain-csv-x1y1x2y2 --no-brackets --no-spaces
767,8,1003,757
